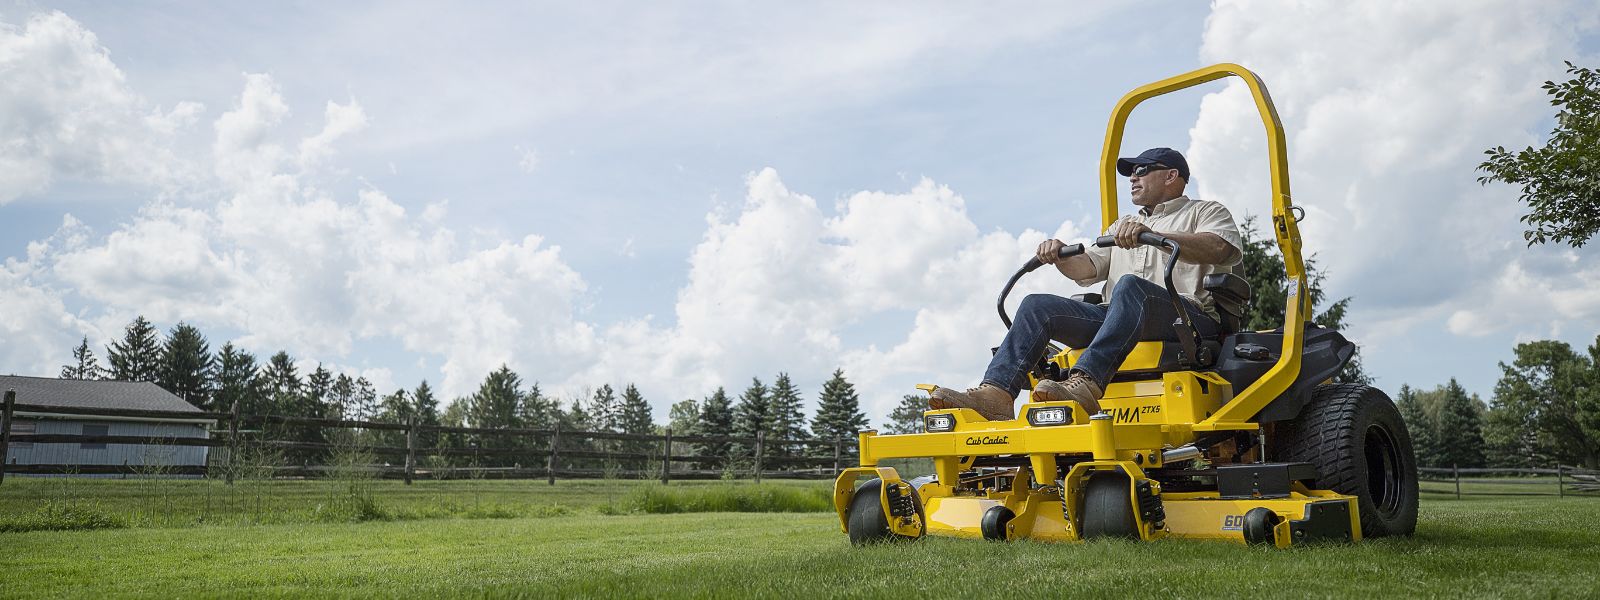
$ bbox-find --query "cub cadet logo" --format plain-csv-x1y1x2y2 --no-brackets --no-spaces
1110,405,1162,423
964,435,1010,446
1222,514,1245,531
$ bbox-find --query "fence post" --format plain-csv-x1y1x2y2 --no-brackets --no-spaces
546,423,560,486
0,390,14,486
225,400,240,486
1453,463,1461,500
754,431,764,484
833,438,842,476
1557,464,1565,498
661,427,672,485
404,417,417,485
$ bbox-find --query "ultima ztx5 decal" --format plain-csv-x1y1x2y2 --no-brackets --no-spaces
1110,405,1161,423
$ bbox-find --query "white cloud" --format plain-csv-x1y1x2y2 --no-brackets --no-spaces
0,11,197,203
515,145,539,173
1187,0,1600,358
578,169,1092,419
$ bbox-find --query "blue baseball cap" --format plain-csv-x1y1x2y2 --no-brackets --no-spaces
1116,147,1189,180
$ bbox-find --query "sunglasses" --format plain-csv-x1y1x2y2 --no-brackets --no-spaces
1129,163,1174,178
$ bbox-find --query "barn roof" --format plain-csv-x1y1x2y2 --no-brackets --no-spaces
0,376,201,414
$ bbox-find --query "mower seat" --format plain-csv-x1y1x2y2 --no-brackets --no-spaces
1204,273,1251,334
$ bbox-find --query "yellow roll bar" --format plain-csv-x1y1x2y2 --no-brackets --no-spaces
1095,63,1308,426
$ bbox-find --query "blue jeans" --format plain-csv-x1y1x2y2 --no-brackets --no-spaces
981,274,1219,395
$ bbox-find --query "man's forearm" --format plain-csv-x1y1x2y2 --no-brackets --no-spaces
1055,254,1097,280
1156,231,1235,265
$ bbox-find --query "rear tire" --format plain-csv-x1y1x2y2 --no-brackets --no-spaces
1273,383,1419,537
1080,471,1138,539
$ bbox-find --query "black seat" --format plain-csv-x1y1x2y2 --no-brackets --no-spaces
1204,273,1252,334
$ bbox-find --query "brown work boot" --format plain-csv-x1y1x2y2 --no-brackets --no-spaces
1031,372,1104,416
929,383,1016,421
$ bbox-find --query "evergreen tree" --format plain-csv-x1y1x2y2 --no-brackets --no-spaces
1236,219,1370,384
331,374,356,420
732,378,769,456
214,343,264,414
261,351,302,414
811,369,869,444
1433,378,1487,469
60,337,105,380
107,315,162,382
352,377,378,422
413,380,441,447
1395,384,1439,468
468,365,524,429
305,365,334,410
886,394,929,435
695,387,734,469
765,373,810,460
375,388,414,446
588,384,620,432
517,382,558,430
616,384,657,474
158,323,213,408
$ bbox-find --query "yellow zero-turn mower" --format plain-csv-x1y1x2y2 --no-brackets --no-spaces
835,64,1418,548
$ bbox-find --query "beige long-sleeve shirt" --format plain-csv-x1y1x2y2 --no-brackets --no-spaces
1074,195,1243,321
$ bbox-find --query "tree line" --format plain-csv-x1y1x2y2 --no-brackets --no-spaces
57,317,872,472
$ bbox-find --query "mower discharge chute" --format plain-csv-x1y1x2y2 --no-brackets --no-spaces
835,64,1418,548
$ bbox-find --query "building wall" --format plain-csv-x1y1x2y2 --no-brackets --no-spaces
5,418,210,468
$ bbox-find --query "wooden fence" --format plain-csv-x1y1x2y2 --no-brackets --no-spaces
0,390,859,485
1418,465,1600,498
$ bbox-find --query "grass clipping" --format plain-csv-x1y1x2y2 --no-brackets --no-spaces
622,484,833,514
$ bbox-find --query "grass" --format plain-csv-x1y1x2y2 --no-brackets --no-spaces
2,479,1597,598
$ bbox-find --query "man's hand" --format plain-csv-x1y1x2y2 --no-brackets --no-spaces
1113,220,1153,249
1036,239,1070,264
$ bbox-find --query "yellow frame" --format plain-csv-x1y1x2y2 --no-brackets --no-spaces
1098,63,1308,427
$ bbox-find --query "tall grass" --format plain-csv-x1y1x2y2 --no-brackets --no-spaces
0,499,127,533
623,484,833,514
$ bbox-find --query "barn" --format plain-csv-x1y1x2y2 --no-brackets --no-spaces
2,375,214,477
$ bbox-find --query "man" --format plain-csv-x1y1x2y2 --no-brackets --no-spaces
932,147,1243,420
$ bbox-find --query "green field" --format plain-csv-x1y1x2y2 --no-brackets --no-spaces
3,478,1597,598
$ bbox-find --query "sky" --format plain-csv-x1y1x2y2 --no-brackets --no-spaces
2,1,1598,424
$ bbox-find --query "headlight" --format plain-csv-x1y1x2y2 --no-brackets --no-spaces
1027,406,1071,426
925,413,955,432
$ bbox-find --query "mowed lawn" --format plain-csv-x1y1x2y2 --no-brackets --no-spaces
2,480,1598,598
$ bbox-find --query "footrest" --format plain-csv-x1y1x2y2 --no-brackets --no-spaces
1217,463,1319,499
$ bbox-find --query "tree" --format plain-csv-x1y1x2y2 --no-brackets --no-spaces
765,373,810,459
305,365,334,411
1478,62,1600,247
352,377,378,422
213,343,264,414
261,351,303,415
413,380,441,447
107,316,162,383
330,374,356,420
1431,379,1487,469
1490,337,1600,468
588,384,620,432
695,387,734,469
886,394,929,435
158,323,213,408
668,399,700,436
616,384,657,473
732,378,769,457
60,337,105,380
517,382,559,430
1236,218,1370,384
468,365,524,429
1395,385,1440,468
811,369,869,445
